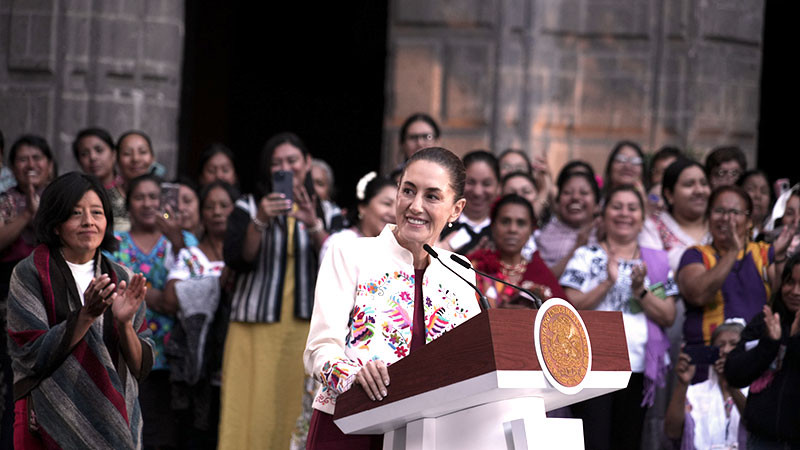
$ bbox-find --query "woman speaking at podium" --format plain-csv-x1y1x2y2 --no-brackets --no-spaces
304,147,482,449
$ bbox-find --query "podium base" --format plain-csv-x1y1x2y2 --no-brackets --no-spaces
381,396,584,450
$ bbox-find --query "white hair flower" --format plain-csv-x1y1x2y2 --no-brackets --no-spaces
356,171,378,201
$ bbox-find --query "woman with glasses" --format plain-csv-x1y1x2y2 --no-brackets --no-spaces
705,146,747,190
677,186,794,353
398,113,441,161
603,140,646,201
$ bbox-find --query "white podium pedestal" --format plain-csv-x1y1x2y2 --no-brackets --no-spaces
336,369,629,450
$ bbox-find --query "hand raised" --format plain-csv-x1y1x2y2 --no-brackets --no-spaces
259,193,291,222
111,274,147,325
674,351,696,385
81,274,115,320
729,215,745,252
763,304,782,341
156,205,183,248
289,184,318,227
631,262,647,293
773,221,796,261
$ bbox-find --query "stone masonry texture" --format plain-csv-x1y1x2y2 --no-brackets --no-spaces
382,0,765,176
0,0,184,176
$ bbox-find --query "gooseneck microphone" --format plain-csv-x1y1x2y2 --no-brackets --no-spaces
422,244,491,311
449,253,543,309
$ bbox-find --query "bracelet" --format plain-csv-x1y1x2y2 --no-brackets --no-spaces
252,216,268,232
638,288,648,299
306,218,324,235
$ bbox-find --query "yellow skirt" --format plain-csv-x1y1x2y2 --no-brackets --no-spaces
217,318,310,450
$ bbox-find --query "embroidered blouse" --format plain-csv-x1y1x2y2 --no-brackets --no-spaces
304,225,481,414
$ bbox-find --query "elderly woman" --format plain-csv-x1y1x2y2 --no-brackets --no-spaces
305,147,481,448
6,172,152,448
664,320,747,450
561,185,677,450
468,194,566,308
678,185,793,350
723,253,800,448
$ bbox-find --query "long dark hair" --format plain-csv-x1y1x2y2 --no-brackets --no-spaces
772,253,800,327
257,132,310,197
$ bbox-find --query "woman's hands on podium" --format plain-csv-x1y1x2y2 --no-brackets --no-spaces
356,360,390,401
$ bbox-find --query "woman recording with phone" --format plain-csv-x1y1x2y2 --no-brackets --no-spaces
219,132,338,449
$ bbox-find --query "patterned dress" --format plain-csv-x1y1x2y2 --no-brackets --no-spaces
107,231,197,370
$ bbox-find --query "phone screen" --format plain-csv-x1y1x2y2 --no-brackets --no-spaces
272,170,294,204
683,344,720,365
160,183,180,214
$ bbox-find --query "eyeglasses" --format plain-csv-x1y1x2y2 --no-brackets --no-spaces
613,154,643,166
406,133,435,143
713,169,741,179
711,207,749,217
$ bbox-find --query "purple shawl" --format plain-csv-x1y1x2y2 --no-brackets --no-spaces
639,247,671,407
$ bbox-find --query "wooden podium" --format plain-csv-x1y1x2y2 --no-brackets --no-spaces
333,306,631,450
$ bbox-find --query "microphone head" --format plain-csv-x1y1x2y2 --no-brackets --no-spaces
422,243,439,258
449,253,471,269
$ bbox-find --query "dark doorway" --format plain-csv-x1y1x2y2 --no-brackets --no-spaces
757,0,795,185
179,2,389,211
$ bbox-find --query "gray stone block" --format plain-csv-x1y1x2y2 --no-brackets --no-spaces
395,0,496,27
145,0,183,21
445,42,493,122
143,22,182,63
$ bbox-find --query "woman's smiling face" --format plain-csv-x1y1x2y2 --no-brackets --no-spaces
394,160,464,248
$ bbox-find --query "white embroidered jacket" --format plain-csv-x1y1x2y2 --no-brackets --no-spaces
304,225,481,414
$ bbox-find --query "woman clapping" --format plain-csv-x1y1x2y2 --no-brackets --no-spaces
7,172,152,448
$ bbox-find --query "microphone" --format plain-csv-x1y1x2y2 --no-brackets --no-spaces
449,254,543,309
422,244,490,311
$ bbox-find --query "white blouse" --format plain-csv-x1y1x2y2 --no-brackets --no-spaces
304,225,481,414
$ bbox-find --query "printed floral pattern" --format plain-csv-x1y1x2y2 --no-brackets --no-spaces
315,269,472,407
107,231,195,370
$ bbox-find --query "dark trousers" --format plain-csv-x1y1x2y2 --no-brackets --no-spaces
571,372,647,450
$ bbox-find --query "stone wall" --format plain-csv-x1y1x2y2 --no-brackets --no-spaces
0,0,184,175
383,0,765,174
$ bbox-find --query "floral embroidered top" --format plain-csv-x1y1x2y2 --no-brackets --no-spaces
107,230,197,370
304,225,481,414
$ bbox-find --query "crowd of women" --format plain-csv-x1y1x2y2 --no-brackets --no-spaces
0,114,798,449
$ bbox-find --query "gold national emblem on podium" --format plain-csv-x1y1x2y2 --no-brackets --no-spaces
538,303,590,388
